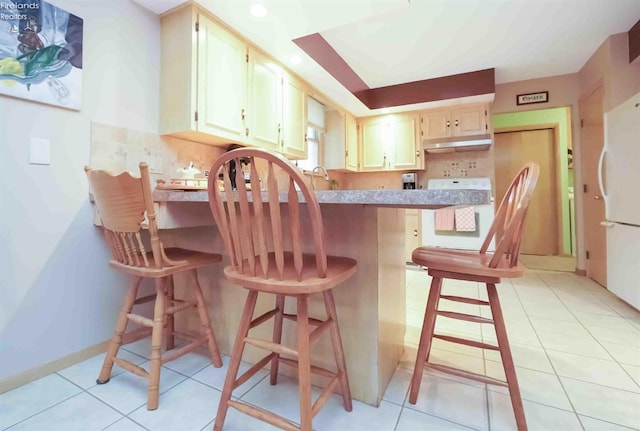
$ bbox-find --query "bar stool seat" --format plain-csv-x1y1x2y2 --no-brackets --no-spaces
207,148,356,431
85,162,223,410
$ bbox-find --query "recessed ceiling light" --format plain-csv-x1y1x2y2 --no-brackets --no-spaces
250,3,267,17
290,55,302,65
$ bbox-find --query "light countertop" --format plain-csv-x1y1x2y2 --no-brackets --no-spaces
153,189,492,209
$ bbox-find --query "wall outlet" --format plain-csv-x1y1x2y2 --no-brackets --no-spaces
147,156,163,174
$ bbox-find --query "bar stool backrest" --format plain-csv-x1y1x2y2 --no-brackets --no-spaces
208,148,328,281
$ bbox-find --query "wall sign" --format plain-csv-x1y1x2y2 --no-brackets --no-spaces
516,91,549,105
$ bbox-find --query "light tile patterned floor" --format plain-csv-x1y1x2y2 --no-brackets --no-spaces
2,267,640,430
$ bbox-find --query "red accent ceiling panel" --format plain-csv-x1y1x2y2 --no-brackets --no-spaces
294,33,495,110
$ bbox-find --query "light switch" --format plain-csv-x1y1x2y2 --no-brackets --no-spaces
29,138,50,165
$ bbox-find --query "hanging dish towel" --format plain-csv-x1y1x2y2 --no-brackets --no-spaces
454,206,476,232
434,207,455,231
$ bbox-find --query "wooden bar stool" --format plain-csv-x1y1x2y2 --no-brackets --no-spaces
85,162,223,410
207,148,356,431
409,163,539,431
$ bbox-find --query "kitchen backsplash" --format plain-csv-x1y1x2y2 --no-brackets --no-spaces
423,149,495,184
89,122,225,182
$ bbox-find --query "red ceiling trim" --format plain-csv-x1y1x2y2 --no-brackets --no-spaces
365,68,495,109
294,32,495,110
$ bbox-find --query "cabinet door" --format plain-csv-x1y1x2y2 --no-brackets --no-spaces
345,113,358,171
421,110,451,139
392,114,420,170
248,49,282,151
452,105,487,136
360,118,388,171
197,15,248,142
282,74,307,159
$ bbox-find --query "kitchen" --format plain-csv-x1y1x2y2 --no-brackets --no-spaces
1,0,640,430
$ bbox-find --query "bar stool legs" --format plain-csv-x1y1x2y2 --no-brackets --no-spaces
214,290,352,431
97,271,223,411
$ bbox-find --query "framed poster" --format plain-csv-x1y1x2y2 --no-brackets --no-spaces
0,0,83,110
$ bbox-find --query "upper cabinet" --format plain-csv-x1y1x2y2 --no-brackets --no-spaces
420,104,489,140
160,7,249,145
281,73,308,159
325,110,358,171
359,113,421,171
247,47,282,151
160,5,308,159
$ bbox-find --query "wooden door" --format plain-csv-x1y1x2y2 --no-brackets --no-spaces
405,209,422,262
345,113,358,171
452,105,487,136
197,15,247,142
421,110,451,139
494,129,559,255
580,86,607,287
360,118,388,171
392,114,420,170
282,74,307,159
248,48,282,151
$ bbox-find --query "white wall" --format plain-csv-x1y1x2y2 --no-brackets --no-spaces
0,0,160,383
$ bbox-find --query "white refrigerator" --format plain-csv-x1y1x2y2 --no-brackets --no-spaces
600,91,640,310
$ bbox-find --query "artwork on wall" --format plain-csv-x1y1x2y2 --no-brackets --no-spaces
0,0,83,110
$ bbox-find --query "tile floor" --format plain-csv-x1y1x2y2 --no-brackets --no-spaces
2,266,640,430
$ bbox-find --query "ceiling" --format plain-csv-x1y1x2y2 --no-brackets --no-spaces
133,0,640,117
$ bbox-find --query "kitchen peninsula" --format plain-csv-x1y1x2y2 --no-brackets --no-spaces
152,188,491,406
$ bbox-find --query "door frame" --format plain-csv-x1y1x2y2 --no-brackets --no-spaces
494,124,565,255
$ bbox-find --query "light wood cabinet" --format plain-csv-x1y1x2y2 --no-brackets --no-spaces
160,5,306,159
281,73,307,159
359,113,421,171
160,6,249,145
247,47,282,151
405,209,422,262
325,110,359,171
420,104,489,140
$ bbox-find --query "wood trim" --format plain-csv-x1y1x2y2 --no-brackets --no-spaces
293,32,495,109
0,339,110,394
628,19,640,64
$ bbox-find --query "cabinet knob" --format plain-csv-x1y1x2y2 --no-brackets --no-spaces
245,128,249,137
415,150,420,157
241,109,246,120
413,229,418,237
446,121,450,127
454,119,459,127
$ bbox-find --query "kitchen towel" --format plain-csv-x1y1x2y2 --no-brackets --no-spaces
434,207,455,231
454,206,477,232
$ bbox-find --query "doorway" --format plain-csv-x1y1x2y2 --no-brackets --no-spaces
495,129,560,256
579,86,607,287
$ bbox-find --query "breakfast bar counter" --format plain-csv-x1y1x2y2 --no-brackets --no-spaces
153,189,491,406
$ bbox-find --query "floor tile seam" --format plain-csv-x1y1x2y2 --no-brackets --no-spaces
401,402,485,431
2,388,105,431
484,381,577,413
577,413,640,431
483,357,556,378
558,373,640,395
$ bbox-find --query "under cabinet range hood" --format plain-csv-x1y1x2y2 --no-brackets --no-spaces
423,134,492,153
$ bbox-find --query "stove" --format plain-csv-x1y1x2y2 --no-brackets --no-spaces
422,177,495,251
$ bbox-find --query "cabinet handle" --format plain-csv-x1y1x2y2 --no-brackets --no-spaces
241,109,246,120
413,229,418,237
454,119,459,127
446,120,450,128
415,150,420,157
245,128,249,137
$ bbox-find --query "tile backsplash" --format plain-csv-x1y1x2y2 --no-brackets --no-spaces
89,122,225,183
424,149,494,184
